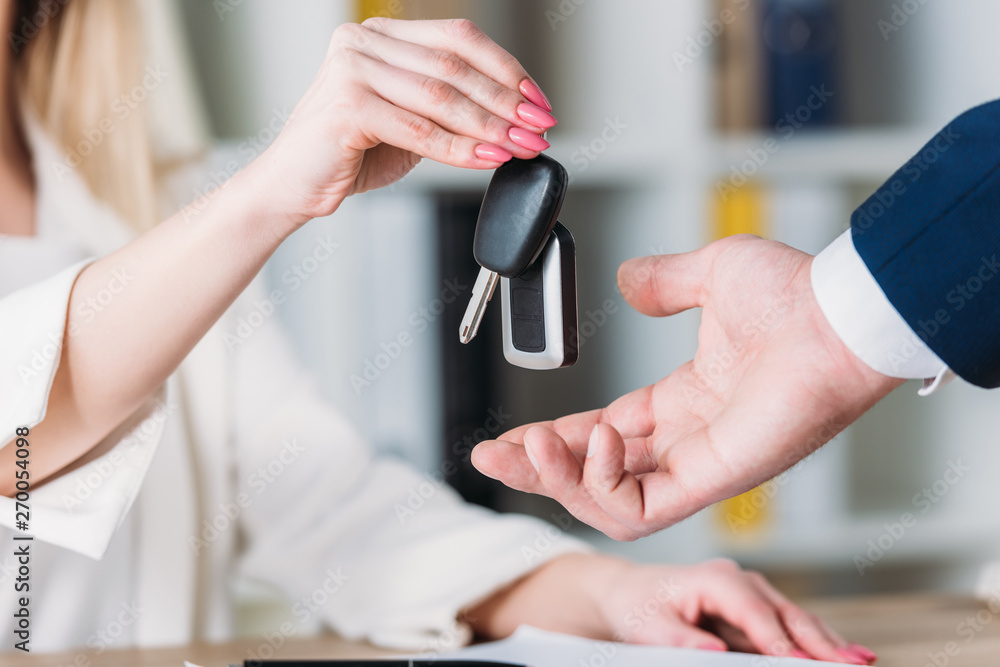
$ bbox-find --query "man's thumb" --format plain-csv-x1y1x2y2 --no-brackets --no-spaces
617,250,708,317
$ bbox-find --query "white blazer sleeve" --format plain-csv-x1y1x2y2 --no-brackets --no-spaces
229,281,590,650
0,261,170,559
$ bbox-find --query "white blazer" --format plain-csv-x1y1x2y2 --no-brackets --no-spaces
0,121,585,653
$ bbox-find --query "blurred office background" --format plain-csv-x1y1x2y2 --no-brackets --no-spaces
140,0,1000,619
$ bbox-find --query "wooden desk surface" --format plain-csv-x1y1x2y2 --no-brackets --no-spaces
7,593,1000,666
807,593,1000,666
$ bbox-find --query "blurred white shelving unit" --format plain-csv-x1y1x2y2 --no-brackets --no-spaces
396,127,939,189
710,128,938,181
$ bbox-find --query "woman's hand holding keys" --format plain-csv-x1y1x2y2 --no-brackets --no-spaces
252,18,557,233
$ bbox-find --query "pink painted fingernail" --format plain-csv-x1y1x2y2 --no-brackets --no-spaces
519,78,552,111
517,102,557,129
474,143,513,163
697,643,726,652
508,127,550,152
836,648,868,665
850,644,878,662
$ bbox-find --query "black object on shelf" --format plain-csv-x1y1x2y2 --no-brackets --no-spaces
761,0,839,129
436,192,507,509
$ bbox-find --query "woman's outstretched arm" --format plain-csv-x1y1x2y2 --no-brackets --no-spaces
1,18,558,493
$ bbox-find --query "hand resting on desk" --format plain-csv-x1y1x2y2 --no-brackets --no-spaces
467,553,875,664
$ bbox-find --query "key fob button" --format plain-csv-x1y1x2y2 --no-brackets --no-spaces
510,270,546,352
501,222,578,369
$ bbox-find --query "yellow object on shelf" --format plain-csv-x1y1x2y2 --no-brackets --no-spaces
354,0,411,22
712,181,768,239
711,181,772,539
355,0,466,22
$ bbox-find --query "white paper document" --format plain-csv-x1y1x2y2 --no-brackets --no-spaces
185,625,855,666
441,626,852,667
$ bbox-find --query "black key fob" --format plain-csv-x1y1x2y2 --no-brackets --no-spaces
473,154,568,278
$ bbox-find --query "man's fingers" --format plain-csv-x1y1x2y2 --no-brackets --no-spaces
617,250,709,317
582,424,649,531
492,385,661,471
470,440,543,493
519,426,651,541
581,423,718,537
523,425,580,489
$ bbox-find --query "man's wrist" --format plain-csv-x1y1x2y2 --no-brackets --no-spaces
811,230,952,393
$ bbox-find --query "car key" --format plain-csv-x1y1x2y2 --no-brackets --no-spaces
459,154,568,344
500,222,579,369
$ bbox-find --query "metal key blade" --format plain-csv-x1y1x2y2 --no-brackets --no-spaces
459,267,499,344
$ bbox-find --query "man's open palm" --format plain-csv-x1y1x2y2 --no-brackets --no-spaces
472,235,902,540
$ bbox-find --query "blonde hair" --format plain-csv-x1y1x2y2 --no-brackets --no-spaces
14,0,157,231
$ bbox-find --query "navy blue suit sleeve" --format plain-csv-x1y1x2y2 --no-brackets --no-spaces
851,99,1000,388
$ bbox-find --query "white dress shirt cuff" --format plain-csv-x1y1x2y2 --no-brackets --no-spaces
811,230,954,396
